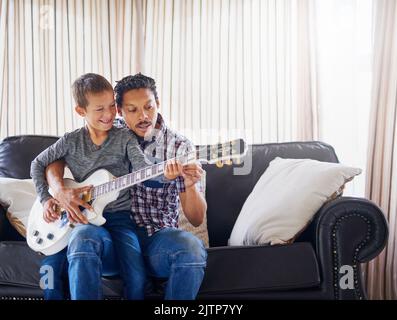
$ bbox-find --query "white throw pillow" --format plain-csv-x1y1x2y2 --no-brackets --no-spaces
0,177,37,237
228,157,362,246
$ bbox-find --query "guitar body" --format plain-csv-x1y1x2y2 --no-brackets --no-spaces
27,169,119,256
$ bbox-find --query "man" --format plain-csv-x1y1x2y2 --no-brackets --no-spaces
46,73,207,300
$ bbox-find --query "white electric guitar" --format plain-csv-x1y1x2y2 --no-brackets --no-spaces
27,139,247,255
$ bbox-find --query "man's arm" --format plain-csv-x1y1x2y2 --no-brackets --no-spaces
179,182,207,227
165,161,207,227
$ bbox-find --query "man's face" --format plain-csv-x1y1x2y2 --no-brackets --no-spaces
75,90,116,132
119,88,159,138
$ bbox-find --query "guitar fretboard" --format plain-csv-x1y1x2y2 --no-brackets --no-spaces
91,151,196,199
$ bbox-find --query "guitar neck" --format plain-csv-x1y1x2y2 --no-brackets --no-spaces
91,151,197,199
89,138,247,199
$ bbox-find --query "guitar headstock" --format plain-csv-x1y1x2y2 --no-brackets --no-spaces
196,139,247,165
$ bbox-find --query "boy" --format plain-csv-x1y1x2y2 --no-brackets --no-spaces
30,73,155,300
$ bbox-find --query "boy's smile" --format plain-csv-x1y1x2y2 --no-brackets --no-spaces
76,90,116,134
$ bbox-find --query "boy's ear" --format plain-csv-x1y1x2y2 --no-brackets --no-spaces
75,105,86,117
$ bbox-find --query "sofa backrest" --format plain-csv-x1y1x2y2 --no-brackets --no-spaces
0,136,339,247
0,135,59,179
202,141,339,247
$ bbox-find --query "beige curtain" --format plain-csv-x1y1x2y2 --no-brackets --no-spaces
142,0,318,145
1,0,317,144
364,0,397,300
0,0,144,138
296,0,318,141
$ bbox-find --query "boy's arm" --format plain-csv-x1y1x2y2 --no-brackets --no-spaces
30,136,69,205
126,135,152,170
45,160,65,192
46,160,91,224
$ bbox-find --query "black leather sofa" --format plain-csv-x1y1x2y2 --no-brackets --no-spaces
0,135,388,300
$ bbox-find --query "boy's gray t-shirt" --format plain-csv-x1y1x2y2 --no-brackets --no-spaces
30,126,150,213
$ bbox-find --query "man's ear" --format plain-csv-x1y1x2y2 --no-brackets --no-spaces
156,100,160,109
75,105,86,117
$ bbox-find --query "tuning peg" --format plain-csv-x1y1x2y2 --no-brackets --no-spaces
215,161,224,168
224,159,232,165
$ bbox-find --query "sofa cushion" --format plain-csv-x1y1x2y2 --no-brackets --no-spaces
0,241,44,288
203,141,339,247
0,241,162,299
229,157,361,246
199,242,320,294
0,241,319,297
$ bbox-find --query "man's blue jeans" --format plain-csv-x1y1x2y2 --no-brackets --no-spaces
40,211,146,300
133,225,207,300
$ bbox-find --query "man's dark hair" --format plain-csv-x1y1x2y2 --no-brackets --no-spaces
114,73,159,106
71,73,113,108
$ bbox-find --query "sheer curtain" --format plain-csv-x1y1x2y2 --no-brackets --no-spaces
142,0,318,145
141,0,373,196
364,0,397,300
314,0,373,197
0,0,144,138
0,0,321,145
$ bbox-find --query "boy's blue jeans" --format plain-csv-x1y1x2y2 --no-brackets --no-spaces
41,211,146,300
40,211,207,300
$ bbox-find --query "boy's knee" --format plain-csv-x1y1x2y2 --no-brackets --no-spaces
41,248,67,272
67,225,107,258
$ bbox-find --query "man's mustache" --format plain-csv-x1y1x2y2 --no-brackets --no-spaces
136,121,151,126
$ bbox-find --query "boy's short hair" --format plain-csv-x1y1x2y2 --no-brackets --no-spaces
72,73,113,108
114,73,158,106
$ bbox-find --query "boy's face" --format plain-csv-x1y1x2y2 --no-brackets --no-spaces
76,90,116,132
118,88,159,138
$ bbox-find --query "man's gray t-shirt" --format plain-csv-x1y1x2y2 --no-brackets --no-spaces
30,126,150,213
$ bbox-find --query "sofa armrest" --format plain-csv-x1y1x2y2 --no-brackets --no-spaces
308,196,388,300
